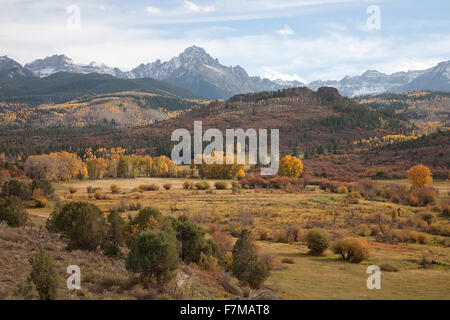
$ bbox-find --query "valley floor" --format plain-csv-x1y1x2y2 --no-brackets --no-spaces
6,177,450,300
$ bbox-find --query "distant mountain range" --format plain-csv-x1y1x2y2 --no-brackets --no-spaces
1,47,449,99
308,62,450,97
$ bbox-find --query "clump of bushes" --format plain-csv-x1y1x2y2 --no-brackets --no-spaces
28,250,59,300
34,197,47,208
102,210,125,257
114,198,143,213
183,181,194,190
46,201,107,251
198,252,218,270
163,183,172,190
0,196,29,227
139,184,160,191
94,189,104,200
2,179,32,200
304,228,329,256
239,173,304,192
195,181,211,190
31,179,54,196
273,226,302,243
110,184,120,194
331,237,370,263
214,181,228,190
68,185,77,194
231,230,270,289
126,231,179,287
356,179,438,207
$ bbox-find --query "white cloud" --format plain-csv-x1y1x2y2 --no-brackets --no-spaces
146,6,161,14
276,24,295,35
263,67,306,83
184,1,215,13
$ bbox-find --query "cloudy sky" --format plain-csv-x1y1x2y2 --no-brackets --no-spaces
1,0,449,82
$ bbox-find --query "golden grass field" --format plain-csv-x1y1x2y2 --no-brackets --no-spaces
22,177,450,300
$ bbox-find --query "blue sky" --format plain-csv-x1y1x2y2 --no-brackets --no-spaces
1,0,449,82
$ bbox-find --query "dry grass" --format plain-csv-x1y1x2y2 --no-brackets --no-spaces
17,176,450,300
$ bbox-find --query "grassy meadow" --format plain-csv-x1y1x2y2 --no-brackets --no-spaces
20,176,450,300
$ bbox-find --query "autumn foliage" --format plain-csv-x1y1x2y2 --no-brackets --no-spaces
278,155,303,178
407,164,433,188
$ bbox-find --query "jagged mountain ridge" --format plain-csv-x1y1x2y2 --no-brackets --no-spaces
5,47,450,99
24,54,129,78
307,69,426,97
0,56,36,84
22,47,305,99
402,60,450,92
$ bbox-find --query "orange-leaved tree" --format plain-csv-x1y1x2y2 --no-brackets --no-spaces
278,155,303,178
407,164,432,188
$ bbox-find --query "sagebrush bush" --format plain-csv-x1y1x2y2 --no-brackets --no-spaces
183,181,194,190
198,252,218,270
28,250,58,300
34,197,47,208
0,196,29,227
110,184,120,194
46,201,106,251
195,181,211,190
332,237,370,263
2,179,32,200
215,181,228,190
139,184,160,191
304,228,329,255
94,189,103,200
69,185,77,194
163,183,172,190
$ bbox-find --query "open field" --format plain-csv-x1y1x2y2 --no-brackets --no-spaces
20,176,450,300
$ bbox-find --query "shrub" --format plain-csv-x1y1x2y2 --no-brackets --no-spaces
171,216,206,263
114,198,143,213
195,181,211,190
0,196,29,227
441,201,449,217
214,181,228,190
304,228,330,255
408,186,438,206
331,237,370,263
231,230,270,289
139,184,160,191
183,181,194,190
94,189,103,200
163,183,172,190
379,264,399,272
87,186,94,194
198,252,218,270
31,179,54,195
257,228,271,241
125,231,179,287
2,179,32,200
46,201,106,251
274,226,302,243
281,258,295,264
69,185,77,194
28,250,58,300
102,210,125,256
336,186,348,194
34,197,47,208
110,184,120,194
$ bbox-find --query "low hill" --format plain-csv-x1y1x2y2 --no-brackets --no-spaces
0,72,201,106
0,86,408,156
